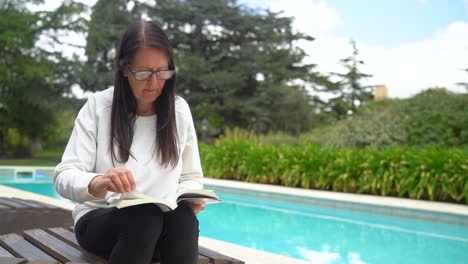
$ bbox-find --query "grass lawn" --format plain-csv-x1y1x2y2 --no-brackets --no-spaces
0,149,62,167
0,158,59,167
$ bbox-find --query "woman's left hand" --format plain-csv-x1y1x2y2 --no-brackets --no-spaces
188,203,206,215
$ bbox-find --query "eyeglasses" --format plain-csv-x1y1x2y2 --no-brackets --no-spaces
127,67,175,81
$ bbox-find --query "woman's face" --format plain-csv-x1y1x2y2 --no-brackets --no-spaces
125,47,170,115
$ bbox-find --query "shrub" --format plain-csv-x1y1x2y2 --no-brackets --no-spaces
399,88,468,147
304,88,468,148
200,132,468,203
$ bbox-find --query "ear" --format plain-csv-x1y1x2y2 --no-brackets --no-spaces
123,69,128,77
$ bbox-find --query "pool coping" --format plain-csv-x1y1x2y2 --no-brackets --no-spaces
202,178,468,225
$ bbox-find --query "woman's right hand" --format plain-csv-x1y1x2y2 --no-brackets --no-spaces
88,168,136,198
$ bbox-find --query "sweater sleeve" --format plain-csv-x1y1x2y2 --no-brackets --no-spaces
54,95,101,203
177,107,204,192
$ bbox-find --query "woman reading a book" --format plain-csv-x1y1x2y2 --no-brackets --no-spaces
54,20,205,264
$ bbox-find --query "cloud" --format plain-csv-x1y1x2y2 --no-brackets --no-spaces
269,0,341,35
266,0,468,98
360,21,468,98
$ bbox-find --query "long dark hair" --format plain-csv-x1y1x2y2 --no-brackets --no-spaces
111,20,179,167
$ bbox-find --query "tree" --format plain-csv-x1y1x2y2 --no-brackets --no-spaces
399,88,468,147
456,68,468,92
307,88,468,148
80,0,139,92
150,0,334,135
0,0,86,156
83,0,330,136
322,39,373,121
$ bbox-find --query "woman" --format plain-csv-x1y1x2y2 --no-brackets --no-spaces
54,21,204,264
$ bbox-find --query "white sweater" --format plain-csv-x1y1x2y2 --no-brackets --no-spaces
54,88,203,224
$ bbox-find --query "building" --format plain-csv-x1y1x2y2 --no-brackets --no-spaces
374,85,389,100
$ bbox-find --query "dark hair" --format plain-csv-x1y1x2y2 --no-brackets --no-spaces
111,20,179,167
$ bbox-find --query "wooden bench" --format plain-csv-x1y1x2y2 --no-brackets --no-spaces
0,197,244,264
0,197,73,235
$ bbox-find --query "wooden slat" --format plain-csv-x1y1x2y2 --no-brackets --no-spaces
197,254,210,264
12,199,56,209
0,242,15,257
27,260,60,264
199,246,243,264
49,227,210,264
0,257,27,264
0,198,29,209
46,228,79,249
0,203,12,210
0,211,18,235
47,227,106,264
199,246,228,264
7,199,42,208
0,233,56,261
23,229,105,264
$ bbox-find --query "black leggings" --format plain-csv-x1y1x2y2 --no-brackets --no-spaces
75,202,199,264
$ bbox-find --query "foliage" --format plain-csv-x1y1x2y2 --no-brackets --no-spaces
41,106,83,151
83,0,330,135
399,88,467,147
456,68,468,92
0,0,86,157
200,130,468,203
0,157,60,166
305,88,467,148
80,0,138,92
303,99,407,148
318,40,373,122
1,128,29,157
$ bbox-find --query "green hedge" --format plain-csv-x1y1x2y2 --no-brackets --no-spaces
199,130,468,203
304,89,468,148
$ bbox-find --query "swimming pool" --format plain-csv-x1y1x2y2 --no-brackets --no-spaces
1,178,467,263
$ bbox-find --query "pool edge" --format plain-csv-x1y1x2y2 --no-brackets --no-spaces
203,178,468,225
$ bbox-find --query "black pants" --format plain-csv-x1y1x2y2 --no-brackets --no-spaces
75,202,199,264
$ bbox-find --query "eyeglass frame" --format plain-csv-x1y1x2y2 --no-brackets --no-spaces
126,67,176,81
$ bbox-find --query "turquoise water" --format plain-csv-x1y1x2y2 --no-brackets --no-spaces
2,180,468,263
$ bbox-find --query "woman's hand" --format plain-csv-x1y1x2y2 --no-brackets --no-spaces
88,168,136,198
188,202,206,215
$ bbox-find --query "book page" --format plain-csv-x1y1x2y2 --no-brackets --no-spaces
176,189,222,204
107,192,177,212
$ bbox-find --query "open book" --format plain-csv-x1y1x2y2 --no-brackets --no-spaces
107,189,221,212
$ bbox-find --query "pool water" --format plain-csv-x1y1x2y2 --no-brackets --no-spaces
2,180,468,263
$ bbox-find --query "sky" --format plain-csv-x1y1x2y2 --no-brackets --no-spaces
34,0,468,98
243,0,468,98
